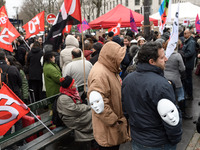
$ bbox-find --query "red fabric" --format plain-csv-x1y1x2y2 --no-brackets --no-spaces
84,50,93,60
60,87,82,103
0,83,30,136
62,25,72,34
0,6,20,52
108,18,121,36
89,4,158,29
23,11,45,39
63,0,82,25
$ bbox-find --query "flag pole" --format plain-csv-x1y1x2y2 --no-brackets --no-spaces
81,24,86,92
30,110,54,135
20,35,31,51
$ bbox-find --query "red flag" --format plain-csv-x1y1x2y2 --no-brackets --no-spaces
62,25,72,34
23,11,45,39
108,18,121,36
0,83,30,136
0,6,20,52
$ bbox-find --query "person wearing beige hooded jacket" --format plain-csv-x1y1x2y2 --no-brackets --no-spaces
87,41,131,149
60,35,79,73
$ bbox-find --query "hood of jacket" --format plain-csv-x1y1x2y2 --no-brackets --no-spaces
98,41,126,73
65,35,79,48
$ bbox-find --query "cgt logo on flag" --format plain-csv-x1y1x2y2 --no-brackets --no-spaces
0,84,30,136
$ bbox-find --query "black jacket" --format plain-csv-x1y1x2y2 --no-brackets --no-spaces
122,63,182,147
0,60,22,98
27,47,43,80
182,36,196,69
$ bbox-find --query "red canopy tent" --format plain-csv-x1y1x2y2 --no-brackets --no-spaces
89,4,158,29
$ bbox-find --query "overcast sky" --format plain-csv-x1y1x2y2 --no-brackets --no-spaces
5,0,24,18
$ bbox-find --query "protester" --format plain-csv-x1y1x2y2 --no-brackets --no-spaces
88,41,131,150
62,48,92,99
164,40,192,119
90,42,103,65
182,28,197,100
43,51,62,97
60,35,79,71
122,42,182,150
83,39,93,60
27,41,43,101
7,55,29,104
57,75,93,148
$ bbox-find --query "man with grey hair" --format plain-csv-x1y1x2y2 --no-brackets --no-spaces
182,28,196,100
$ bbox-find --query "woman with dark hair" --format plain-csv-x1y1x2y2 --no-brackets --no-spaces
27,41,43,101
7,55,29,104
90,42,103,65
43,51,62,97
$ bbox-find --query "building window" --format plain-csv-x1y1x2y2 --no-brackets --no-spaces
135,9,140,13
120,0,122,4
135,0,140,5
107,3,108,10
110,2,112,9
113,1,115,7
117,0,118,5
159,0,161,5
125,0,128,6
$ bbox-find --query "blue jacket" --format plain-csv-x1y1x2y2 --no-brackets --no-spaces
182,36,196,69
122,63,182,147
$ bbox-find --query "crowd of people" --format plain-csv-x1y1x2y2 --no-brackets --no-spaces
1,25,200,149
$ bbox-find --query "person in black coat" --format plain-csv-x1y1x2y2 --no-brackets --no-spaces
90,42,103,65
0,50,23,140
27,41,43,101
122,42,182,149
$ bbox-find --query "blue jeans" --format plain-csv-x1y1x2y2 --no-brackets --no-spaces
176,87,185,101
132,140,176,150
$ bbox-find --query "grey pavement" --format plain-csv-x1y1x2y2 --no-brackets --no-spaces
120,71,200,150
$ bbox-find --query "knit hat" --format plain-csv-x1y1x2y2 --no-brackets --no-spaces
60,75,75,89
108,31,114,37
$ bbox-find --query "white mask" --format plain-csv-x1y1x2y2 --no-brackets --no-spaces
89,91,104,114
157,99,179,126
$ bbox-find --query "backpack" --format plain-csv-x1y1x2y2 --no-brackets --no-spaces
0,66,10,88
52,94,65,127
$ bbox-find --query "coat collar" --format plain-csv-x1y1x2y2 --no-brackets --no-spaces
136,63,164,76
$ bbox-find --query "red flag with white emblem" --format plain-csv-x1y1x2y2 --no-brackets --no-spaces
108,18,121,36
0,83,30,136
0,6,20,52
22,11,45,39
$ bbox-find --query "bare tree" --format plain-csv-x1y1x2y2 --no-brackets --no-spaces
18,0,62,24
92,0,102,18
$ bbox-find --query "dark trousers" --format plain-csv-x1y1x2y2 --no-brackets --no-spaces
99,145,120,150
183,69,193,97
29,80,43,102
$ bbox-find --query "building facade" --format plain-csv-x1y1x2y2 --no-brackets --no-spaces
83,0,200,22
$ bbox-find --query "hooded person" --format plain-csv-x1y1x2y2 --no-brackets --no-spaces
57,75,94,143
87,41,131,149
60,35,79,71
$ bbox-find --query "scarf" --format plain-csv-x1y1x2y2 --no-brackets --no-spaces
60,86,82,104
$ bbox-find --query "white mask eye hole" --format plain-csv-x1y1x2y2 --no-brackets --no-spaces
171,110,174,113
96,100,99,103
163,115,167,118
90,103,93,106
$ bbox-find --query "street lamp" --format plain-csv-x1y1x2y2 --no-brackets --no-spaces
13,6,19,31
